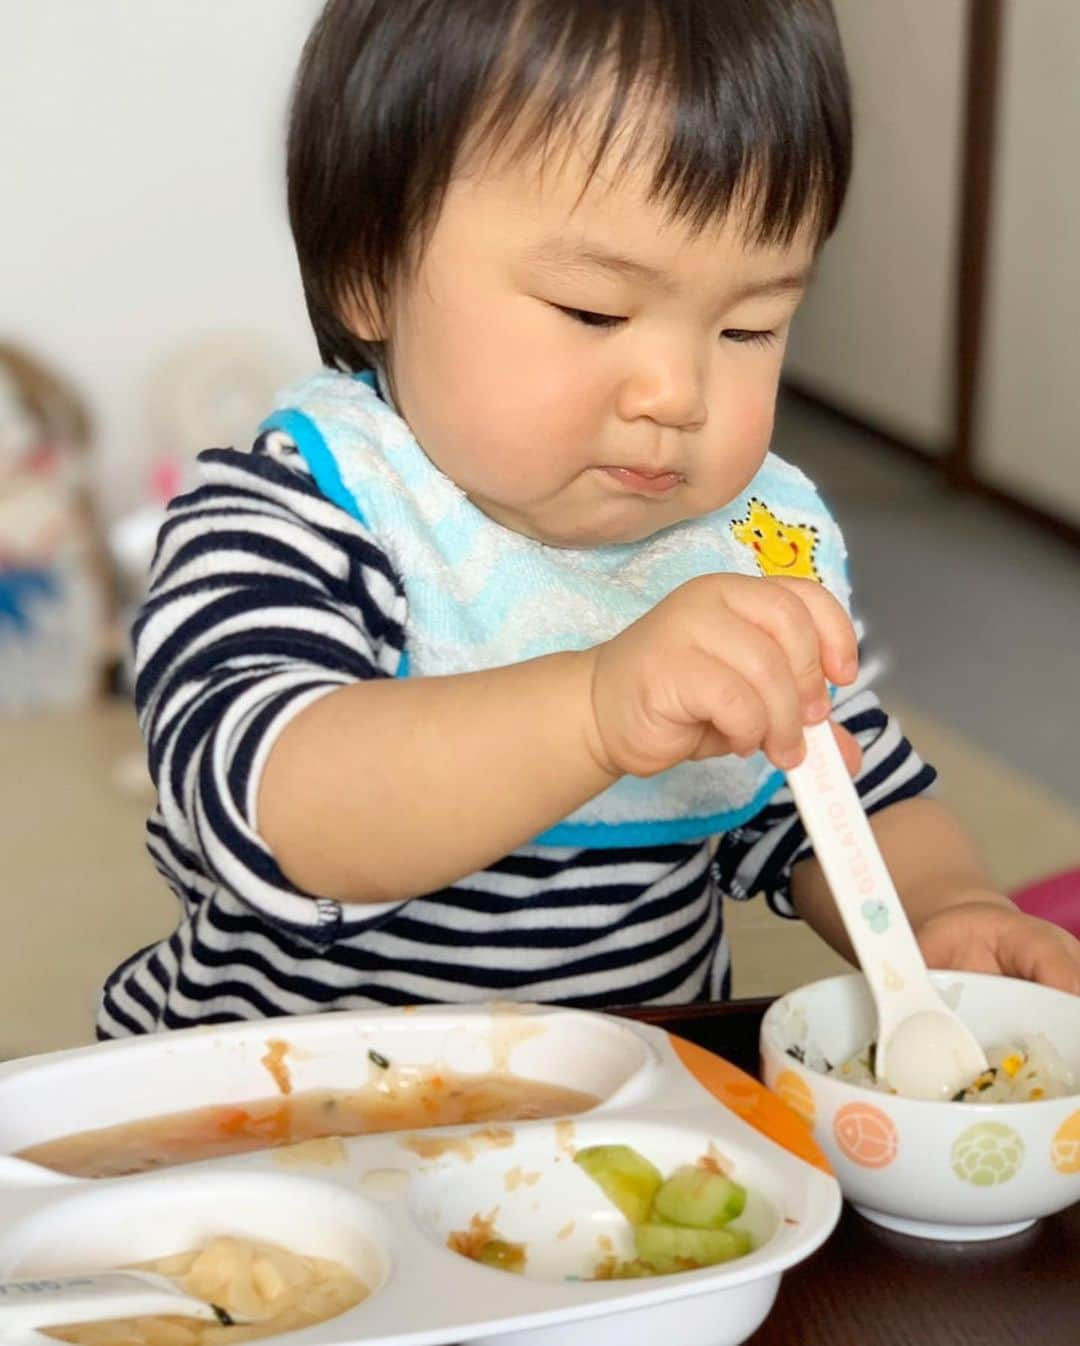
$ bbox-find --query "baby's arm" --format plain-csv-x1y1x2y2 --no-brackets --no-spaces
261,574,858,903
792,794,1080,993
258,647,611,902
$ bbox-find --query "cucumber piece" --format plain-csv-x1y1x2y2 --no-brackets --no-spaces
634,1222,754,1273
574,1144,663,1225
651,1165,747,1228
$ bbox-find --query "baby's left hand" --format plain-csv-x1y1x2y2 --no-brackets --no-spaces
916,895,1080,996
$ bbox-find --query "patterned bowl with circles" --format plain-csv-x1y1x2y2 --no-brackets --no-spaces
760,971,1080,1241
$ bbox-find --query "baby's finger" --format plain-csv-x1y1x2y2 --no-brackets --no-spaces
723,578,831,722
766,577,859,688
920,935,1001,977
706,617,806,767
673,654,769,759
1019,931,1080,996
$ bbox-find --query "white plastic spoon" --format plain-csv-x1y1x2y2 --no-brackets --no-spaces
785,720,989,1101
0,1269,250,1338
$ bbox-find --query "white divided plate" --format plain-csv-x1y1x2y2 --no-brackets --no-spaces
0,1005,840,1346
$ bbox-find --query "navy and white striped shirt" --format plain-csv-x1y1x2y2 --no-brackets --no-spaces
98,433,935,1037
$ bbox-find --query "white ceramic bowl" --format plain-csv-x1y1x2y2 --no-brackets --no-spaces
760,971,1080,1241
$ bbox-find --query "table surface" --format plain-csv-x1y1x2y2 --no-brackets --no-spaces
615,999,1080,1346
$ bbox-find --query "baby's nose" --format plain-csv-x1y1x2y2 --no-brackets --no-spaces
615,347,708,431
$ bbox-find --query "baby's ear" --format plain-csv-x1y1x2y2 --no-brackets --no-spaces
341,290,385,342
337,273,388,342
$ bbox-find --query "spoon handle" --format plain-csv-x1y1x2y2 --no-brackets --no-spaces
785,722,929,1006
0,1271,228,1334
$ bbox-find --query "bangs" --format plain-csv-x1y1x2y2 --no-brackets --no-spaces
475,0,850,248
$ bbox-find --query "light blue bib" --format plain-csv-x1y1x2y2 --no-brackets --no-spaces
261,371,850,848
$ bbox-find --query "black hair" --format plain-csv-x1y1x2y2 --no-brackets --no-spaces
288,0,852,371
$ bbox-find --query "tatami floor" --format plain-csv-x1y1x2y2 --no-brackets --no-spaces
3,397,1078,1058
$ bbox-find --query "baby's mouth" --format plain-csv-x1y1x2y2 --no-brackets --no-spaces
599,466,684,496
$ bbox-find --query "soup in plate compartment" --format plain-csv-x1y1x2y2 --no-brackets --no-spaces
17,1067,597,1179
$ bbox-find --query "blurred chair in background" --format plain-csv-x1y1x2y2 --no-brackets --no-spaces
107,331,290,693
0,342,112,709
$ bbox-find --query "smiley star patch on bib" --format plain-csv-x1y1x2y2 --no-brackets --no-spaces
731,498,821,582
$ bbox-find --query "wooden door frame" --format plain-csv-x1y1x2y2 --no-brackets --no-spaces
948,0,1004,489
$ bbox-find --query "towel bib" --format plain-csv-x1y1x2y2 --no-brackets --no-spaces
261,371,850,848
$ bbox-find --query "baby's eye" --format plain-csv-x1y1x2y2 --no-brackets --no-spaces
722,328,777,346
556,306,626,329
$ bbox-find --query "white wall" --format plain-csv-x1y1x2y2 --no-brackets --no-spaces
1,0,323,519
785,0,968,454
976,0,1080,524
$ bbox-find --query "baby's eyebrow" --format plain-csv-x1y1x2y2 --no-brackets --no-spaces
525,237,811,302
726,272,813,303
526,238,674,290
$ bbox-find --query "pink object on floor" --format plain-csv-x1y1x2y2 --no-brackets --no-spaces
1011,868,1080,939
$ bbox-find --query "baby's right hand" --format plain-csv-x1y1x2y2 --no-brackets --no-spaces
587,574,859,778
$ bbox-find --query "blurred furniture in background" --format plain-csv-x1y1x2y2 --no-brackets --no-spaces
786,0,1080,541
0,343,113,708
106,331,292,691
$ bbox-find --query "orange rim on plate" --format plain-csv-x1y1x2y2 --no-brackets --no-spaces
668,1034,832,1175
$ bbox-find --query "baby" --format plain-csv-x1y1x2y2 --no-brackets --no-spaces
100,0,1079,1036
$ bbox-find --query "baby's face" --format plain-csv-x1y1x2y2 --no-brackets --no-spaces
368,145,815,547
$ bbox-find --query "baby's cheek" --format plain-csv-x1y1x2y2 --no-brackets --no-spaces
731,383,777,450
696,389,775,511
725,394,774,469
475,382,585,488
436,396,543,501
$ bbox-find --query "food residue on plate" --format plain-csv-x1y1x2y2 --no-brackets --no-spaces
447,1211,527,1274
488,1005,547,1076
699,1142,734,1177
271,1136,347,1169
261,1040,293,1096
504,1165,541,1192
40,1236,367,1346
402,1126,515,1163
554,1120,576,1158
357,1167,410,1200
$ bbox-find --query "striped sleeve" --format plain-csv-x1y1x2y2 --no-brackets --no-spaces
132,435,409,946
712,667,937,918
